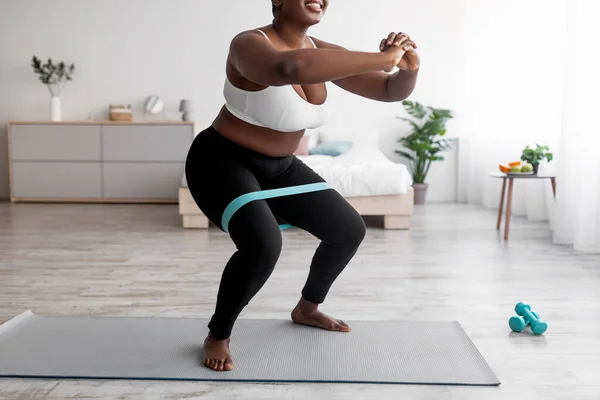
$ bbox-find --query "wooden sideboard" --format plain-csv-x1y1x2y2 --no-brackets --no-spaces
7,121,197,203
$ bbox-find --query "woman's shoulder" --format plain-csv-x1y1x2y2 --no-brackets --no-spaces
228,28,274,58
232,26,273,42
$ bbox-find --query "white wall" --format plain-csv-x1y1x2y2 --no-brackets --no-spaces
0,0,468,201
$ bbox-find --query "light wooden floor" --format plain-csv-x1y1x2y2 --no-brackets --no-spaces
0,202,598,400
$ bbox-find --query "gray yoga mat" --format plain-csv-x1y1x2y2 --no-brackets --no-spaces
0,311,500,386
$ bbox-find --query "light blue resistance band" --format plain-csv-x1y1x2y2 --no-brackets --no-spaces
221,182,331,233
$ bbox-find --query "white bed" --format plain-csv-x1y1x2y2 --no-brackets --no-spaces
179,126,415,229
296,146,412,198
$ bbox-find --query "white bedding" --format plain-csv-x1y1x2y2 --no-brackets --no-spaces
296,146,412,197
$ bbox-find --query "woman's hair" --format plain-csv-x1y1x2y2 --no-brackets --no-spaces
272,4,277,15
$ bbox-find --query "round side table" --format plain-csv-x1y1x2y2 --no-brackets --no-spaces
489,173,556,240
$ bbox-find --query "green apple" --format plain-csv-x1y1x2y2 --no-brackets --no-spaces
521,164,533,173
510,165,522,173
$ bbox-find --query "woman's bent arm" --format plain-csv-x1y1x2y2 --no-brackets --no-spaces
310,36,419,102
229,32,403,86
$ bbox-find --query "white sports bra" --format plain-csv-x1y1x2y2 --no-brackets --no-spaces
223,29,329,133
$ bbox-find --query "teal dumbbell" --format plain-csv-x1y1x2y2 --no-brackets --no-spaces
509,311,539,332
509,302,548,335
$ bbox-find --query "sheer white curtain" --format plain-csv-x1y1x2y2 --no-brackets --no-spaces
460,0,600,252
460,0,567,221
552,0,600,252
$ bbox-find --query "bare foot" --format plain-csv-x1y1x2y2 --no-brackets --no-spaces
291,298,351,332
202,334,233,371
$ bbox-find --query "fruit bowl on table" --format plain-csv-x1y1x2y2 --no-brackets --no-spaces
505,171,534,177
499,161,535,176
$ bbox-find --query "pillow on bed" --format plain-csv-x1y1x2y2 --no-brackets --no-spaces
308,140,353,156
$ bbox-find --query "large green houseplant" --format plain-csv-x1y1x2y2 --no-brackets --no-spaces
396,100,454,204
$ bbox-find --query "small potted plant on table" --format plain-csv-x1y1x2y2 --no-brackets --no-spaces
396,100,454,205
520,145,553,175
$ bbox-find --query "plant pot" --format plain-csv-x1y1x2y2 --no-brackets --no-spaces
413,183,429,205
532,163,539,175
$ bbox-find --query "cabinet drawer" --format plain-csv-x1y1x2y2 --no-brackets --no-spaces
102,125,192,162
10,125,101,161
103,163,184,199
12,162,102,198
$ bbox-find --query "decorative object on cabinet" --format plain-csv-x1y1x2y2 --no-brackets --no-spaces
143,96,165,121
179,99,193,122
109,104,133,122
30,56,75,122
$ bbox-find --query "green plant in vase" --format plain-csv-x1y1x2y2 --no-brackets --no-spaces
31,56,75,121
521,144,553,175
395,100,454,205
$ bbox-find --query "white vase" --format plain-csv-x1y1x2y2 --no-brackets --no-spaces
50,96,62,122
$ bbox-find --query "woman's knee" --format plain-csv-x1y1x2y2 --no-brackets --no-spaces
246,226,283,267
304,192,366,250
347,212,367,248
331,208,366,250
229,206,283,269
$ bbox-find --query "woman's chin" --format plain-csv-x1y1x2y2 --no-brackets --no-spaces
299,10,325,25
303,16,324,26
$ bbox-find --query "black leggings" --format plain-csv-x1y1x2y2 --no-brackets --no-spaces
185,126,366,340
